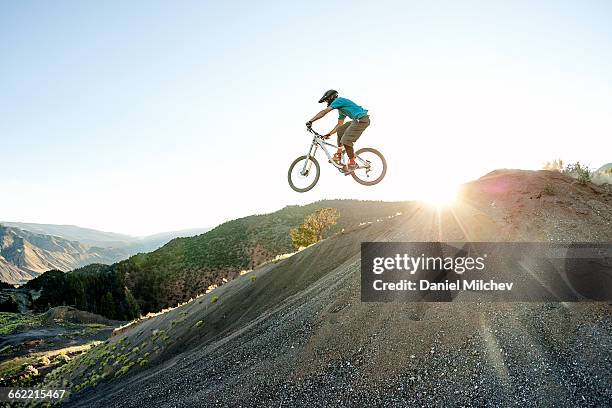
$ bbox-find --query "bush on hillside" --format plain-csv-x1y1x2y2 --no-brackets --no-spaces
563,161,592,185
543,159,564,171
290,208,339,249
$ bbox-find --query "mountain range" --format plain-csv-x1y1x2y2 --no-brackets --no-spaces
0,223,210,285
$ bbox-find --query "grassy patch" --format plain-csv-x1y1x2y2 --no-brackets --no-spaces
543,183,555,196
0,313,43,335
115,362,135,378
0,343,91,387
0,356,37,379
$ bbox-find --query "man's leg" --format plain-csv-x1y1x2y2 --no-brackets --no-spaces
335,122,352,163
340,116,370,169
344,145,355,159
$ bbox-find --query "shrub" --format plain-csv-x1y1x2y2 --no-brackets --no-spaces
290,225,316,249
152,329,165,338
543,159,564,171
25,365,39,376
290,208,339,249
543,183,555,196
115,363,134,377
195,320,204,328
211,296,219,304
55,354,71,364
38,356,51,366
563,162,592,184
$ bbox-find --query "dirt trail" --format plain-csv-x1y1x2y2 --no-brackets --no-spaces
62,170,612,407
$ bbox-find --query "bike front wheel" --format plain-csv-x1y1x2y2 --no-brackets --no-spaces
351,147,387,186
288,155,320,192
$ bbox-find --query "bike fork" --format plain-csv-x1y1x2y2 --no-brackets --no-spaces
301,142,318,175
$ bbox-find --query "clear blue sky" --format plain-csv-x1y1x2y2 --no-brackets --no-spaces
2,1,611,235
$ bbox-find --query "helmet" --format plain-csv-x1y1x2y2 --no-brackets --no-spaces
318,89,338,105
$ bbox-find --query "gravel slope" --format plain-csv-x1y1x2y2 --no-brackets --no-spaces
61,170,612,407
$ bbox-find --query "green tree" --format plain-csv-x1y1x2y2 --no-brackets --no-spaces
290,208,339,249
290,225,317,249
100,291,115,319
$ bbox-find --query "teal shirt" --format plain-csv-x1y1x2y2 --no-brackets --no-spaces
330,97,368,120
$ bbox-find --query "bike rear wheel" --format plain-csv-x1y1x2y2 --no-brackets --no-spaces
288,155,320,192
351,147,387,186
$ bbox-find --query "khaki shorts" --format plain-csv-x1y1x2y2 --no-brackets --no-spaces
337,115,370,147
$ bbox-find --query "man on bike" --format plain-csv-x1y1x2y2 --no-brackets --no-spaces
306,90,370,173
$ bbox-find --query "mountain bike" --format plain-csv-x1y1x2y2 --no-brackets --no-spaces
288,127,387,192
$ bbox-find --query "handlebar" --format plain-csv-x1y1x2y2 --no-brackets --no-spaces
307,127,324,138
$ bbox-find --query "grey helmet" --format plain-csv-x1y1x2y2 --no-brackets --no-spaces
318,89,338,106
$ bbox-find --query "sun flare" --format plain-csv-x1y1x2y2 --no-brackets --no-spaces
417,183,459,207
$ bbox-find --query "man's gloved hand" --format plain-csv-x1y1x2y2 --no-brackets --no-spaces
323,133,331,139
305,121,312,129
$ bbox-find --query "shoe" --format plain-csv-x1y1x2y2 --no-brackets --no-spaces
332,152,343,165
343,162,358,174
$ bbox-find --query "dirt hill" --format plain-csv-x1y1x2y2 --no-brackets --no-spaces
44,170,612,407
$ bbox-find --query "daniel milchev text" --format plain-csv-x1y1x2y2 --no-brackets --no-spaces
371,253,514,292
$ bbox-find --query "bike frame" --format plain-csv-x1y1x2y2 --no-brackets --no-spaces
300,128,370,176
300,128,344,175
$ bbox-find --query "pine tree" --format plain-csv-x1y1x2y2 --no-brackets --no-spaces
100,291,115,320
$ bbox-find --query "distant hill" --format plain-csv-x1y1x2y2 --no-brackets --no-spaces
0,222,211,252
0,225,130,285
593,163,612,186
595,163,612,173
18,200,412,316
128,228,212,253
0,222,135,247
0,223,211,285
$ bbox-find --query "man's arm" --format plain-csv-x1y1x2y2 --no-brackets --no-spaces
325,118,345,137
306,107,333,127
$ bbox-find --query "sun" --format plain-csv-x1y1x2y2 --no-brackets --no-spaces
417,183,459,207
